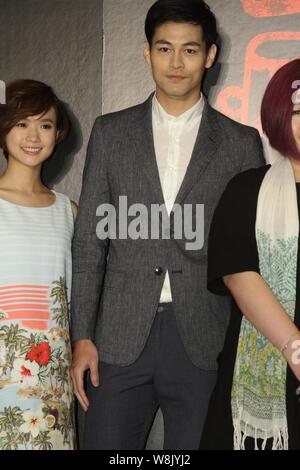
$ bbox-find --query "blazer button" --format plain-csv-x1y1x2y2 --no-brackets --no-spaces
154,267,163,276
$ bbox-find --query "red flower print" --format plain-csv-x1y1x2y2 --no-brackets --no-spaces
26,342,51,366
21,365,32,377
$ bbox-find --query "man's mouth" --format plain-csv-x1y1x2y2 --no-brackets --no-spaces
167,75,185,82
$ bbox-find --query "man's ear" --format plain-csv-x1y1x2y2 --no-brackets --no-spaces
205,43,217,70
143,40,151,66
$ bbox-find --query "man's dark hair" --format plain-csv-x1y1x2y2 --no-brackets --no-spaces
145,0,217,51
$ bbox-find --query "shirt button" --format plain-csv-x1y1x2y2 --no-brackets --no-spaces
154,267,163,276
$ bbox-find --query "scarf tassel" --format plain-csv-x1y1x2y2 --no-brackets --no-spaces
233,421,289,450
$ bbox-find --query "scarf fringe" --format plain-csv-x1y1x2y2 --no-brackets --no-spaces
231,157,297,452
233,420,289,450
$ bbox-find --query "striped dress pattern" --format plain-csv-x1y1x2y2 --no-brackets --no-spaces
0,192,75,450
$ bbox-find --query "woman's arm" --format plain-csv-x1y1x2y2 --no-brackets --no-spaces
224,271,300,379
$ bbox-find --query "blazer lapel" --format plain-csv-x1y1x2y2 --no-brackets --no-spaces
131,94,165,205
131,96,221,207
174,101,222,207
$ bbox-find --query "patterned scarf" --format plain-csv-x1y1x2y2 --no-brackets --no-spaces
231,157,298,450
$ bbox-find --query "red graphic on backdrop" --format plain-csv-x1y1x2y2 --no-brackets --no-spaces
216,32,300,128
241,0,300,17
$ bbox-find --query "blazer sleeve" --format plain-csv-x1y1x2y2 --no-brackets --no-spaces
71,117,110,343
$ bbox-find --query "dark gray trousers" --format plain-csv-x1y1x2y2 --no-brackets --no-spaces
80,303,217,450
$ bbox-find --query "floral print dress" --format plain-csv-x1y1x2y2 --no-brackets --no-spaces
0,192,75,450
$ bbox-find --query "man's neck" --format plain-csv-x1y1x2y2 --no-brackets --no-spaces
155,91,202,117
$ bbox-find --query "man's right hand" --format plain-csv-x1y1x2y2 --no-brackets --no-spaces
71,339,100,412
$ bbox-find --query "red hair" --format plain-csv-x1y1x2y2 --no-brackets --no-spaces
261,58,300,161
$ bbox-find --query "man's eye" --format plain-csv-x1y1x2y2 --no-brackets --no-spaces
159,47,170,53
186,49,196,54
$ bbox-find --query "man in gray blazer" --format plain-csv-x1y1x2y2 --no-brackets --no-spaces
71,0,264,450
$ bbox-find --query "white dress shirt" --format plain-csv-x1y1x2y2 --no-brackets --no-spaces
152,94,204,303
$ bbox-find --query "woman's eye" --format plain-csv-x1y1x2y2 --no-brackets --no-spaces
41,124,53,129
16,122,26,128
292,110,300,116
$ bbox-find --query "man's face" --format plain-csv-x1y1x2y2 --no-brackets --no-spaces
144,21,217,102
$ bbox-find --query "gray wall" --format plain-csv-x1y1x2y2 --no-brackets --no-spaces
0,0,103,202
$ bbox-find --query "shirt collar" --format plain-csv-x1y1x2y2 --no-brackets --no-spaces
152,93,204,130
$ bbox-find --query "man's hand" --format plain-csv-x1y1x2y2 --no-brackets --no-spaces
71,339,100,412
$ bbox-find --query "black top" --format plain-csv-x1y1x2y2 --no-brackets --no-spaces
200,165,300,450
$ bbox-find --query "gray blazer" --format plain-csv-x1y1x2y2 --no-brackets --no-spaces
71,94,264,370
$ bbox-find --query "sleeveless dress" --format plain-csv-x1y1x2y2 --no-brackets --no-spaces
0,191,75,450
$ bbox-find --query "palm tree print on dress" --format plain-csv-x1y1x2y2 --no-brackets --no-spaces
0,278,74,450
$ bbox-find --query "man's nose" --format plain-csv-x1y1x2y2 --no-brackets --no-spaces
170,51,184,69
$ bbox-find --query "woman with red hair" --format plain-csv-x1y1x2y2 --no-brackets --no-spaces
200,59,300,450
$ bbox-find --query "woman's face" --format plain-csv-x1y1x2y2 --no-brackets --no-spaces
292,102,300,152
5,107,58,168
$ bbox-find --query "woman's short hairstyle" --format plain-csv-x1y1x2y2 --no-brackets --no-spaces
145,0,217,52
0,79,70,159
261,58,300,161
